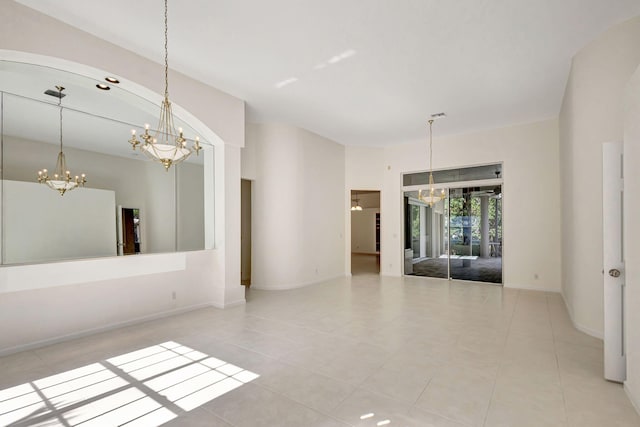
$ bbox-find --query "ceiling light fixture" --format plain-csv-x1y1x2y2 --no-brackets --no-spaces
127,0,201,170
95,83,110,90
37,86,87,196
105,77,120,84
418,119,446,206
351,192,363,211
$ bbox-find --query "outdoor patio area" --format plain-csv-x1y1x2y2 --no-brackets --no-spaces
410,256,502,284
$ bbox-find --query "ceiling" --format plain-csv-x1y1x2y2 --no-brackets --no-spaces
14,0,640,146
0,60,206,163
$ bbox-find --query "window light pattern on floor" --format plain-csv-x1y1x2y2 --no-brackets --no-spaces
0,341,259,426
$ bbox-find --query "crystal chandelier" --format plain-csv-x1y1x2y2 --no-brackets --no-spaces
37,86,87,196
128,0,201,170
418,119,446,206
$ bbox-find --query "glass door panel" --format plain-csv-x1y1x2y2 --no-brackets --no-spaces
403,193,448,279
403,184,502,284
449,186,502,283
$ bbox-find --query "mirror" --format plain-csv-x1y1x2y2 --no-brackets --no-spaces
0,60,212,265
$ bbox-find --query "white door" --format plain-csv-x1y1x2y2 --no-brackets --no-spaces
603,141,625,382
116,205,124,256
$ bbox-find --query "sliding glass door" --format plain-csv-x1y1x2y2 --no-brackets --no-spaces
402,164,503,284
448,186,502,283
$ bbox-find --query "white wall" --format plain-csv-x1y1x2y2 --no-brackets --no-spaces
243,123,345,289
0,1,245,355
623,63,640,414
351,209,379,254
345,146,385,274
559,16,640,337
3,180,116,263
347,119,561,292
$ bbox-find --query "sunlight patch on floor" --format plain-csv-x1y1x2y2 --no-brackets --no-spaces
0,341,259,426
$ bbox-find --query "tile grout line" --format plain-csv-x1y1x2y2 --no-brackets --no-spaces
481,288,519,427
547,292,571,427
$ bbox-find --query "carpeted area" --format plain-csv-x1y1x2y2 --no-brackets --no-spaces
410,256,502,283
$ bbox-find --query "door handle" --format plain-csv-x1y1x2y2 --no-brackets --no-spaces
609,269,621,278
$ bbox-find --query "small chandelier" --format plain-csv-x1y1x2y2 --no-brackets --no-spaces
128,0,201,170
418,119,446,207
37,86,86,196
351,192,363,211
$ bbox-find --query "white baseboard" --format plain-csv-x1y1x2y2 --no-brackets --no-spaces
560,290,604,339
211,298,246,309
251,274,345,291
504,283,561,293
0,302,216,357
624,383,640,416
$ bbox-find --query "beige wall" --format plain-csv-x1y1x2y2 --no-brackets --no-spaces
243,123,345,289
348,119,562,292
351,209,379,254
0,1,245,355
559,16,640,338
623,64,640,414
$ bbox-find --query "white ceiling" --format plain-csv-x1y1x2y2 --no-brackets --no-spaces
14,0,640,146
0,60,207,163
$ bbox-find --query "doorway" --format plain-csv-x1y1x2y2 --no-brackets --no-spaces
402,164,503,284
241,179,252,286
117,207,141,256
351,190,381,275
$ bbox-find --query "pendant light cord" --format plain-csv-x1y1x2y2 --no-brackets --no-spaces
164,0,169,99
58,86,63,153
428,119,434,175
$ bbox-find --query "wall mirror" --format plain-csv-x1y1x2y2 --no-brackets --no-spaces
0,60,212,265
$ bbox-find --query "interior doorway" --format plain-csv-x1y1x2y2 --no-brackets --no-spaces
117,207,141,256
350,190,381,275
241,179,252,286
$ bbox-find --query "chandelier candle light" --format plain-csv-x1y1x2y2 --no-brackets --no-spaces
128,0,201,170
351,192,363,211
418,119,446,206
37,86,86,196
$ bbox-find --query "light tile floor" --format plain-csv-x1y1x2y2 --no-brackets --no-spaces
1,275,639,426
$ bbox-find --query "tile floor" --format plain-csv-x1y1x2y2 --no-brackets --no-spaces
1,274,639,426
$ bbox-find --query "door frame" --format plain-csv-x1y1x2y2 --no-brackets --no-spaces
402,174,504,284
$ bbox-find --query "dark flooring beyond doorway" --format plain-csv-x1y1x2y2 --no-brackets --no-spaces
410,256,502,283
351,253,380,275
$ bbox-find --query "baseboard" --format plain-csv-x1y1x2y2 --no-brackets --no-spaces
560,290,604,339
0,302,216,357
251,274,345,291
210,298,246,309
504,283,562,293
624,383,640,416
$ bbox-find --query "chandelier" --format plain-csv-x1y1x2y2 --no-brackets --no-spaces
128,0,201,170
37,86,87,196
418,119,446,206
351,192,363,211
